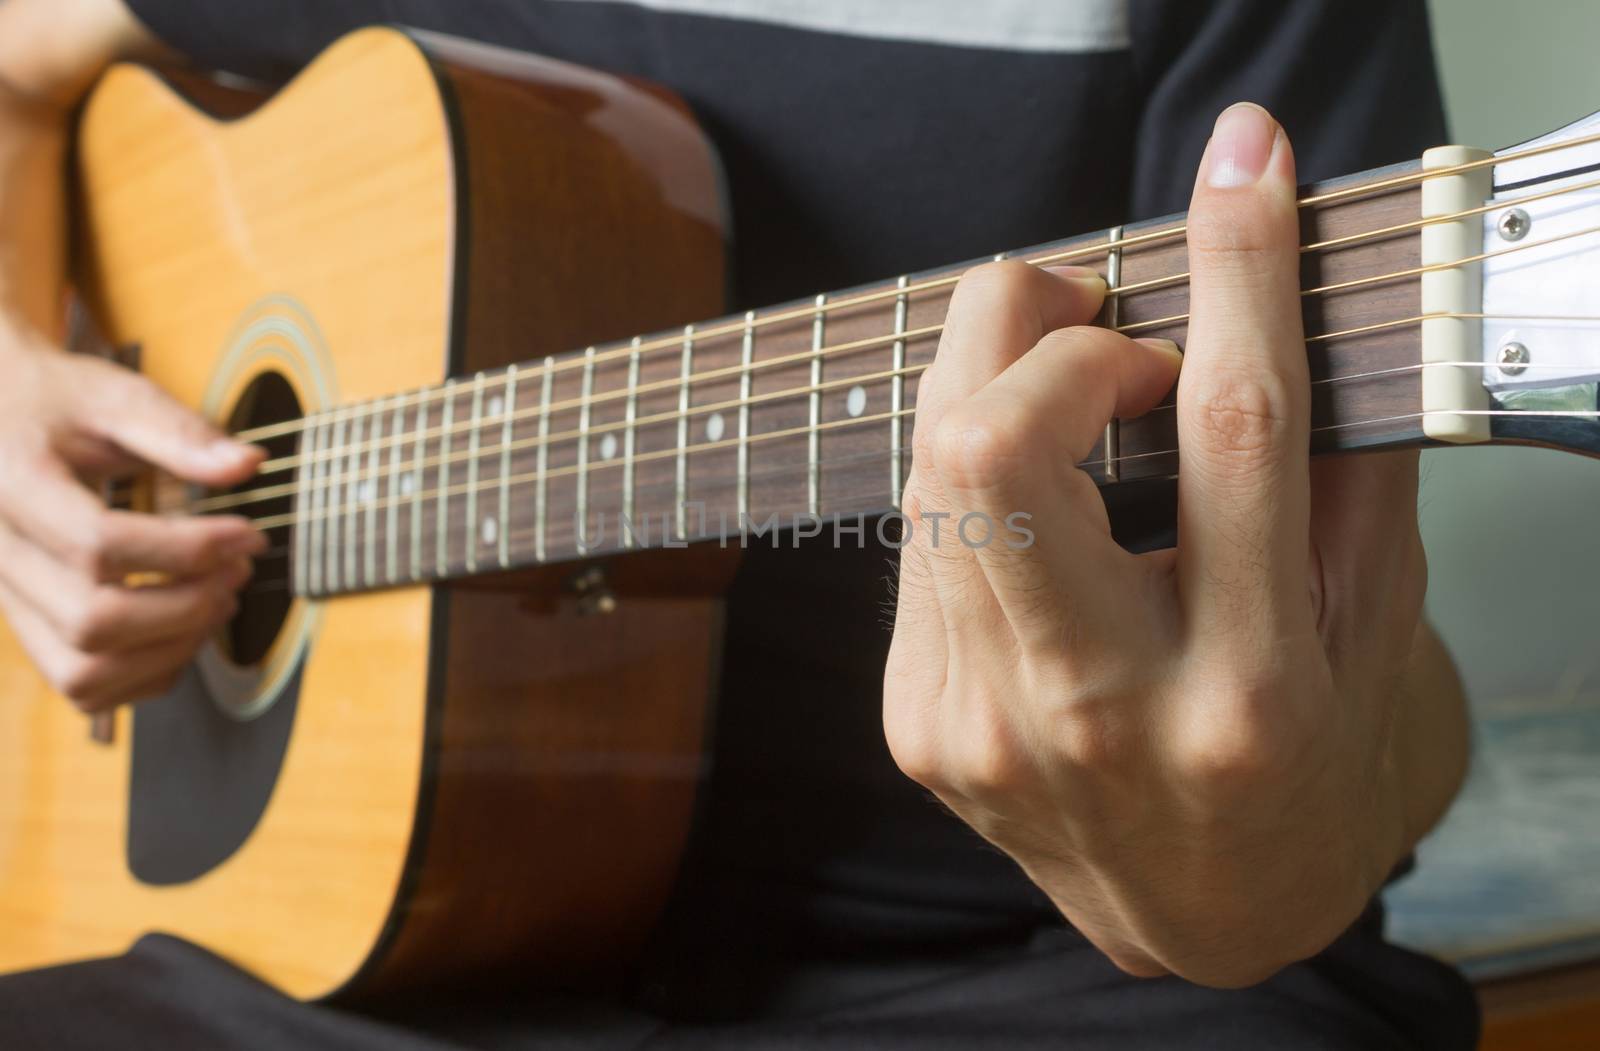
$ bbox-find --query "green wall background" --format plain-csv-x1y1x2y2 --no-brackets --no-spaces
1421,1,1600,714
1381,1,1600,968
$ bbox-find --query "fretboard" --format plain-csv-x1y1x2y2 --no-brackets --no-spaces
285,163,1428,598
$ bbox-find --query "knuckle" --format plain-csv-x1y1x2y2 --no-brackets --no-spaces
952,708,1028,796
910,420,941,471
1187,376,1293,464
931,410,1028,489
55,655,108,708
0,442,48,487
64,590,126,653
1173,707,1282,794
93,362,151,405
883,706,941,790
1187,197,1293,261
951,260,1041,320
1034,324,1108,358
68,513,119,580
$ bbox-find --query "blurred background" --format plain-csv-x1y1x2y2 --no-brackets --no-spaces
1383,0,1600,979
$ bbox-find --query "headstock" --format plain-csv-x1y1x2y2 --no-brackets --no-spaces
1474,108,1600,456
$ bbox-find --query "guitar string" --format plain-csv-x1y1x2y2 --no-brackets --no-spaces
1106,171,1600,301
192,361,931,512
1119,220,1600,334
249,408,918,532
242,396,1600,595
245,442,922,567
232,192,1600,485
235,355,1600,538
179,316,1600,518
229,131,1600,447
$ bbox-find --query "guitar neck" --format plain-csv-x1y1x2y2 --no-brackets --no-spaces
286,162,1429,598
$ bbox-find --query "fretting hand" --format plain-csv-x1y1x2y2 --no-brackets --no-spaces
884,103,1458,987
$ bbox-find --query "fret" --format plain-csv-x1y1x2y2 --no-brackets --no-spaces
583,341,634,554
325,409,347,593
1102,226,1125,483
630,330,686,544
307,415,328,596
464,373,486,573
817,284,904,519
363,398,383,587
497,366,517,569
576,347,596,554
434,379,456,578
809,294,825,516
738,311,755,521
342,407,365,589
535,355,554,562
386,394,406,585
891,275,909,509
675,324,694,539
742,302,812,523
622,337,641,546
292,423,314,597
409,396,428,581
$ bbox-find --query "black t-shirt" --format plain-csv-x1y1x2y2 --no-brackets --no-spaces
0,2,1479,1048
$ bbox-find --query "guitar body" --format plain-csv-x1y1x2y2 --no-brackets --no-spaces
0,27,731,999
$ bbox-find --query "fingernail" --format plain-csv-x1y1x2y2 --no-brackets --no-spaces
1043,268,1107,284
1205,103,1277,188
1138,338,1185,366
1042,264,1106,290
205,440,250,469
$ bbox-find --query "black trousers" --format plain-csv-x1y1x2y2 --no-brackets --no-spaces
0,903,1479,1050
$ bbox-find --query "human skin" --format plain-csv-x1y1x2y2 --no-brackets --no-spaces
884,103,1469,989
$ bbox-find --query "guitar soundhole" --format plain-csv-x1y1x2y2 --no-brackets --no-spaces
221,370,300,666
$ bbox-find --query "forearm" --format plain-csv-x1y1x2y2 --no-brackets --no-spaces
0,89,67,334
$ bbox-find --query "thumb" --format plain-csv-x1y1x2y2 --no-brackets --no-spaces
86,363,263,487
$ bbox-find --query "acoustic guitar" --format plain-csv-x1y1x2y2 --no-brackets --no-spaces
2,25,1597,1000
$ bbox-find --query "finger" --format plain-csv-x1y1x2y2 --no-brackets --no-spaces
1176,103,1313,642
78,358,263,488
933,328,1182,647
0,463,265,582
66,633,207,713
0,522,244,652
0,574,205,713
904,263,1110,630
915,261,1108,442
